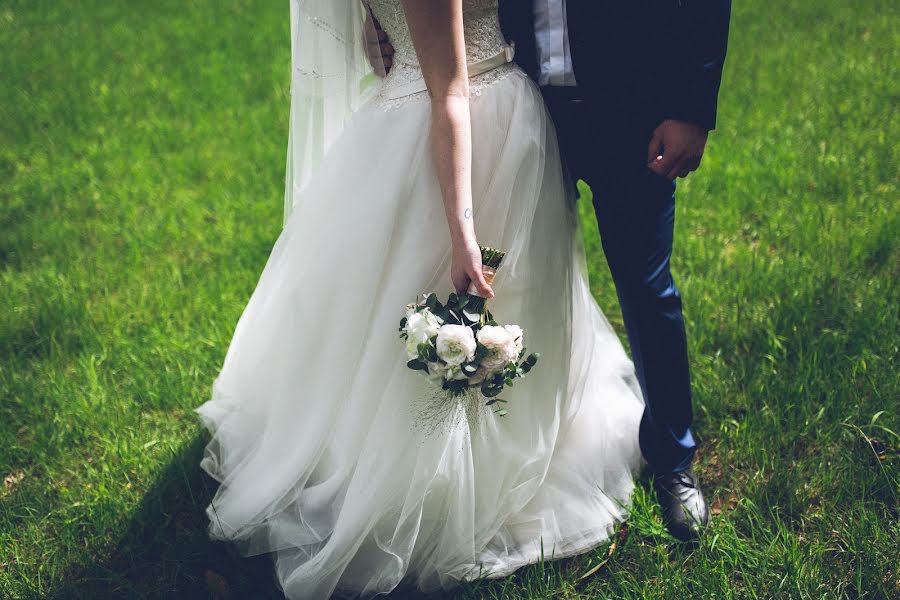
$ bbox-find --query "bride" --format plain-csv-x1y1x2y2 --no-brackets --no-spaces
195,0,647,597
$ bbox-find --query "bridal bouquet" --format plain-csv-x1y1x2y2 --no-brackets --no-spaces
398,247,539,416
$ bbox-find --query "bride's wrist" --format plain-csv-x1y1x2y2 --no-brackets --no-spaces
450,225,477,248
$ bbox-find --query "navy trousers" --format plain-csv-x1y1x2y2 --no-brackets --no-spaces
542,86,698,474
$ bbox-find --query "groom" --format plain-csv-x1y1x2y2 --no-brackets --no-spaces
371,0,731,541
497,0,732,541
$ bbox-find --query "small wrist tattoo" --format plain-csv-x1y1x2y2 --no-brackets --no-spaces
464,208,473,219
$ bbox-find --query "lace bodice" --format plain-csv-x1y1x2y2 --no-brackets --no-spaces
364,0,519,107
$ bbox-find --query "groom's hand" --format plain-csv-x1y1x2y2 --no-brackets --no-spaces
646,119,709,180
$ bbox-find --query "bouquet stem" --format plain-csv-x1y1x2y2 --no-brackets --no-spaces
466,246,505,319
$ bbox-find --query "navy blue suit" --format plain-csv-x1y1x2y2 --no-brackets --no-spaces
500,1,731,473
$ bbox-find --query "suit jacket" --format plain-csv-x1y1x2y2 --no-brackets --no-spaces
499,0,732,131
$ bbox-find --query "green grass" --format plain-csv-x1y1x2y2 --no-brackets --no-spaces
1,0,897,598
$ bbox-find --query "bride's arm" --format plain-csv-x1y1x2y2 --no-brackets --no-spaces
400,0,493,299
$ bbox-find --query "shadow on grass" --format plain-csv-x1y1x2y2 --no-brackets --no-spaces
50,431,284,600
49,431,435,600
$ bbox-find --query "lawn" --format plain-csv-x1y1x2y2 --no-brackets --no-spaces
1,1,897,598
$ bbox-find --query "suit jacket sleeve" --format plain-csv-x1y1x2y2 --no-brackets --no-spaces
664,0,732,131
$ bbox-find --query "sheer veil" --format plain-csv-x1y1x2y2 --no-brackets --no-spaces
284,0,381,225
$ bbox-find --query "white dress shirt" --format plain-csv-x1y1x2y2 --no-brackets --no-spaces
532,0,578,87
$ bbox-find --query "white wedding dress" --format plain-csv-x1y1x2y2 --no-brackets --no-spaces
196,1,647,598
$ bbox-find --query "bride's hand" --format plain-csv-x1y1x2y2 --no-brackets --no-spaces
451,238,494,299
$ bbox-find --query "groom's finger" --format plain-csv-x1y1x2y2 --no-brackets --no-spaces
666,161,686,180
649,149,679,178
663,151,691,180
646,128,664,165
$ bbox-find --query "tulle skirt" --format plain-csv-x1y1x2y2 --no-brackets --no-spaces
196,66,647,599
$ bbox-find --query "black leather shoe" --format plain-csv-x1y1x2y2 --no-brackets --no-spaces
653,466,710,541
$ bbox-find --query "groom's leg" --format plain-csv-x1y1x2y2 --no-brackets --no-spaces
583,118,699,475
541,90,698,474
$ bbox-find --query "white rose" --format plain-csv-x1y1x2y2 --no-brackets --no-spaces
405,313,437,360
435,324,476,366
406,311,440,343
477,325,518,371
504,324,524,354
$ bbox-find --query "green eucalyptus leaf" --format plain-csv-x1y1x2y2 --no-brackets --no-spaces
481,383,504,398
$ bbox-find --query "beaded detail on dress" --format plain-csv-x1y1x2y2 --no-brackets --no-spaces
364,0,523,109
